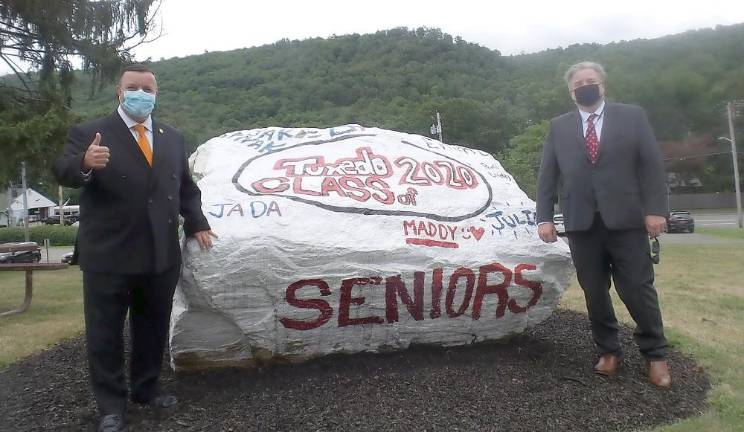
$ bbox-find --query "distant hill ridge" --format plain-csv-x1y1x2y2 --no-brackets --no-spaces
70,24,744,155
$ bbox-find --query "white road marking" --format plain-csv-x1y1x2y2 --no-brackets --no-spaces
695,219,735,223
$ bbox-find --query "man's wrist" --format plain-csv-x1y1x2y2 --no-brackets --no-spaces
80,151,92,174
80,167,92,181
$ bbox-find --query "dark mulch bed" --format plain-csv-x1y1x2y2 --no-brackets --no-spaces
0,309,709,432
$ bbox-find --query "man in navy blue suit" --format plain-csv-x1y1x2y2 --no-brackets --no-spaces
54,64,216,431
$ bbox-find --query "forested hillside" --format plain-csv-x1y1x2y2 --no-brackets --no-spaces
62,24,744,195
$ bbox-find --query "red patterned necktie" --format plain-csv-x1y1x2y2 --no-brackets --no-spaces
586,113,599,163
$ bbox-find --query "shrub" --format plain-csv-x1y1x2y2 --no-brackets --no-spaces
0,226,78,246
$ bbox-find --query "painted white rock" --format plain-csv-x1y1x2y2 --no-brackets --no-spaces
170,125,572,370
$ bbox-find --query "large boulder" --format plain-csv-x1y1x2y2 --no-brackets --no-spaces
170,125,572,370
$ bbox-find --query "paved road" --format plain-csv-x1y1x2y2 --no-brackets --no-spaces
37,246,73,264
661,210,743,244
689,211,742,229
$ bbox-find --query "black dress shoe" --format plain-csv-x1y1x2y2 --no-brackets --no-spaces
132,393,178,408
98,414,127,432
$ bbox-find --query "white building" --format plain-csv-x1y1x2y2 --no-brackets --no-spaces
0,188,10,227
8,188,57,226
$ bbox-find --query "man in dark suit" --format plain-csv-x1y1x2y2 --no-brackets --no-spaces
536,61,671,388
54,64,216,431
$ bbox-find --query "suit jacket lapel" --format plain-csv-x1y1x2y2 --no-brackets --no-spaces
571,110,590,163
597,102,617,162
151,119,160,170
106,112,151,171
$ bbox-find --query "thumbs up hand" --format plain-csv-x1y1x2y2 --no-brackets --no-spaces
82,133,110,170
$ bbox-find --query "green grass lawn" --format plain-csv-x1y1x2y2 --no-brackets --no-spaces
0,267,84,368
562,243,744,431
1,245,743,431
697,227,744,241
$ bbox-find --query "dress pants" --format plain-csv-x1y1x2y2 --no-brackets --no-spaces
83,266,180,415
566,214,667,360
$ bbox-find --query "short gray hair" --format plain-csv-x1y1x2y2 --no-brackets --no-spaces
564,61,606,86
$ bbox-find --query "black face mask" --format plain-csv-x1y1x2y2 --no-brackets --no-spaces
574,84,601,107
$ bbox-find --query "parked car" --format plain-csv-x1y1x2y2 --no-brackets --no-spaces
0,243,42,264
667,211,695,233
61,251,74,264
553,213,565,234
45,215,79,226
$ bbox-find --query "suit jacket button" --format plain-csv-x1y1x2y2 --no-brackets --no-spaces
172,173,177,179
121,175,127,179
167,195,173,201
148,198,153,204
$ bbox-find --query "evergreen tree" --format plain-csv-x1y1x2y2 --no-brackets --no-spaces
0,0,161,183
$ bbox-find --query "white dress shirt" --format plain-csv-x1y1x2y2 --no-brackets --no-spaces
578,100,605,141
117,105,153,151
537,100,606,227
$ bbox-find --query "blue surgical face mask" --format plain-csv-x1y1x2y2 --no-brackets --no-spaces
121,89,156,118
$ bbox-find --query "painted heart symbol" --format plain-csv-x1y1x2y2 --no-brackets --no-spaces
469,226,485,241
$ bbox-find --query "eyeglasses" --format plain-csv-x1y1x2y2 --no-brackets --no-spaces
651,238,661,264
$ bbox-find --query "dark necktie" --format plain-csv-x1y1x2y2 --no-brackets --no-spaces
586,113,599,163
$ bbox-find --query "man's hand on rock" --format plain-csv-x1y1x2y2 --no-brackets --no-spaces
193,230,218,250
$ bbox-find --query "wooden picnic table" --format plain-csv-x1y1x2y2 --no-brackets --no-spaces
0,243,69,318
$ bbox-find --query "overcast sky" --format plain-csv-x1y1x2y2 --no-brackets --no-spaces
2,0,743,75
129,0,744,61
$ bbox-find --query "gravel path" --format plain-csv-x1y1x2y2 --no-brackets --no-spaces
0,309,709,432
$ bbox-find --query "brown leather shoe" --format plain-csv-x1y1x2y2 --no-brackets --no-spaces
594,353,622,376
648,360,672,388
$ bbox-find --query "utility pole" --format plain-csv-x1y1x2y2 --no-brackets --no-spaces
727,102,743,229
21,161,30,242
430,111,444,143
436,111,443,143
58,185,64,225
